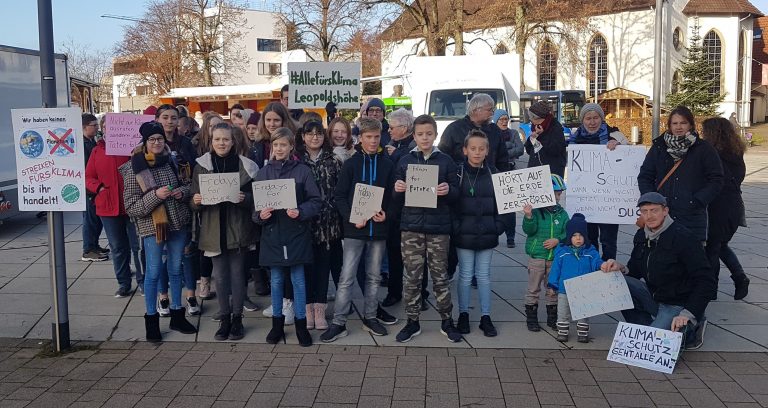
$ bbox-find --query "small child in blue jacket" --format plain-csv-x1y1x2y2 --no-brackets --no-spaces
547,213,604,343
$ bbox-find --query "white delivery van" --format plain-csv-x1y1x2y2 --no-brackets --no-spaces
380,54,521,137
0,45,70,222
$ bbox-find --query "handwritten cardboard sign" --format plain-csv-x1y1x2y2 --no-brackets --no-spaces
199,173,241,205
252,179,297,211
350,183,384,224
563,271,634,320
288,62,361,109
405,164,438,208
491,165,555,214
607,322,683,374
104,113,155,156
566,145,646,224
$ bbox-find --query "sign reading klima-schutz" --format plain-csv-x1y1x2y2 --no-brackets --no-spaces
288,62,361,109
12,107,86,211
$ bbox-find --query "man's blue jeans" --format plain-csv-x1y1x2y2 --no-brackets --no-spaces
82,198,103,253
143,229,187,315
622,276,690,331
101,216,134,291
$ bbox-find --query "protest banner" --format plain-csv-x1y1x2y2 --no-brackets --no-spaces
287,62,361,109
607,322,683,374
491,165,555,214
252,179,297,211
563,271,634,320
405,164,438,208
566,145,646,224
12,107,86,211
350,183,385,224
104,113,155,156
199,173,241,205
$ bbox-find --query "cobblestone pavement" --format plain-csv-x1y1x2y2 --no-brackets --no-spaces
0,338,767,408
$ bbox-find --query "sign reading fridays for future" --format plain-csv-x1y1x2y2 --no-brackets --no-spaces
104,113,155,156
566,145,646,224
252,179,297,211
491,165,556,214
287,62,361,109
607,322,683,374
12,107,86,211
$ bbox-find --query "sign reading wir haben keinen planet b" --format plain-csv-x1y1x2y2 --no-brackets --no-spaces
12,107,86,211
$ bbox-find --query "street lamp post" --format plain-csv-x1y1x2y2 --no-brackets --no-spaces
652,0,664,139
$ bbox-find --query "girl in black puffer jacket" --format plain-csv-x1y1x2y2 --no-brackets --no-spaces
452,130,507,337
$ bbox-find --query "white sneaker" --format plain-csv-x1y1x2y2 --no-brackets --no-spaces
262,304,274,317
157,298,170,317
283,299,295,325
187,297,201,316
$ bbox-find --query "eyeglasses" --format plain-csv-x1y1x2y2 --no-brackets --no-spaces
147,137,165,144
368,108,383,113
305,133,323,140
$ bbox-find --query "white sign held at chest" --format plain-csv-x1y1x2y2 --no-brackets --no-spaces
252,179,297,211
405,164,438,208
350,183,385,225
563,271,634,320
199,173,241,205
491,165,556,214
607,322,683,374
566,145,646,224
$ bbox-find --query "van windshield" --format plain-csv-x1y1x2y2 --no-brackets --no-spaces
428,89,505,120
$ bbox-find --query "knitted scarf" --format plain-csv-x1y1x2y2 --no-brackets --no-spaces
572,123,610,145
663,131,697,162
131,145,174,243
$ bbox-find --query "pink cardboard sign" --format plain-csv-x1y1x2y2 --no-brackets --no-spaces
104,113,155,156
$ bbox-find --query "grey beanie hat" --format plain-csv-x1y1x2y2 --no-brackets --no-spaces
579,103,605,123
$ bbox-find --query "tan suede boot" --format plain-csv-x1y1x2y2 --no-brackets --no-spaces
306,304,315,329
314,303,328,330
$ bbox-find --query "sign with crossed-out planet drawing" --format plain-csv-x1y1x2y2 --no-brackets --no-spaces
11,107,86,211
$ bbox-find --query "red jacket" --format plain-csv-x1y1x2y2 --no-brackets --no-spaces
85,140,130,217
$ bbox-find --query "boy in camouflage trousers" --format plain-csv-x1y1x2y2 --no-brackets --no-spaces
392,115,462,343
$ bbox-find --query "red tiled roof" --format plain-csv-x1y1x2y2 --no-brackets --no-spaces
683,0,762,16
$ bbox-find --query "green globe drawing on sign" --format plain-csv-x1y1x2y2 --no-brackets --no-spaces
61,184,80,204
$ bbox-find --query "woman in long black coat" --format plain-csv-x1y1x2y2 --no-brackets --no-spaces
701,117,750,300
523,100,567,177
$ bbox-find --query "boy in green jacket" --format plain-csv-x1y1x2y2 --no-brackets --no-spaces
522,174,569,332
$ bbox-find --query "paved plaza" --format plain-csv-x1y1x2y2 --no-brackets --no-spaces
0,151,767,407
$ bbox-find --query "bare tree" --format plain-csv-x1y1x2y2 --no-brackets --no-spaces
278,0,362,62
344,28,383,94
60,38,113,111
368,0,451,56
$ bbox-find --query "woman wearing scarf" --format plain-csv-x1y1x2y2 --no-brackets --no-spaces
637,106,723,243
121,122,197,342
191,123,258,341
523,101,567,177
569,103,630,261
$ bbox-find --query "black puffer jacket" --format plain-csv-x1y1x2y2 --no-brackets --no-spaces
394,148,459,235
637,136,723,241
438,116,511,172
252,159,322,267
335,146,395,241
451,161,506,250
524,118,567,177
707,151,746,242
626,222,716,321
387,135,415,165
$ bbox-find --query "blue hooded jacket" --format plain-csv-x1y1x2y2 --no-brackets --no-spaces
547,244,604,294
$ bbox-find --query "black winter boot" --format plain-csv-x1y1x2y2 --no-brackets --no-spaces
525,304,540,332
733,274,750,300
214,314,232,341
457,312,470,334
144,314,162,342
266,316,286,344
545,305,558,330
229,314,245,341
169,308,197,334
479,315,497,337
295,318,313,347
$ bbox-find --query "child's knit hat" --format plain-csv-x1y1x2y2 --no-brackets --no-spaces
566,213,590,247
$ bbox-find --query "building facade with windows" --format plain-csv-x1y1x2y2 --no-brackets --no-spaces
381,0,761,125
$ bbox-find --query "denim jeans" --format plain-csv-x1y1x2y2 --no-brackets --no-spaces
143,229,188,315
457,248,493,315
100,216,133,291
587,223,619,261
504,212,517,244
159,232,196,294
82,197,103,253
271,265,306,319
126,220,143,286
622,276,690,330
334,239,386,325
212,250,246,315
